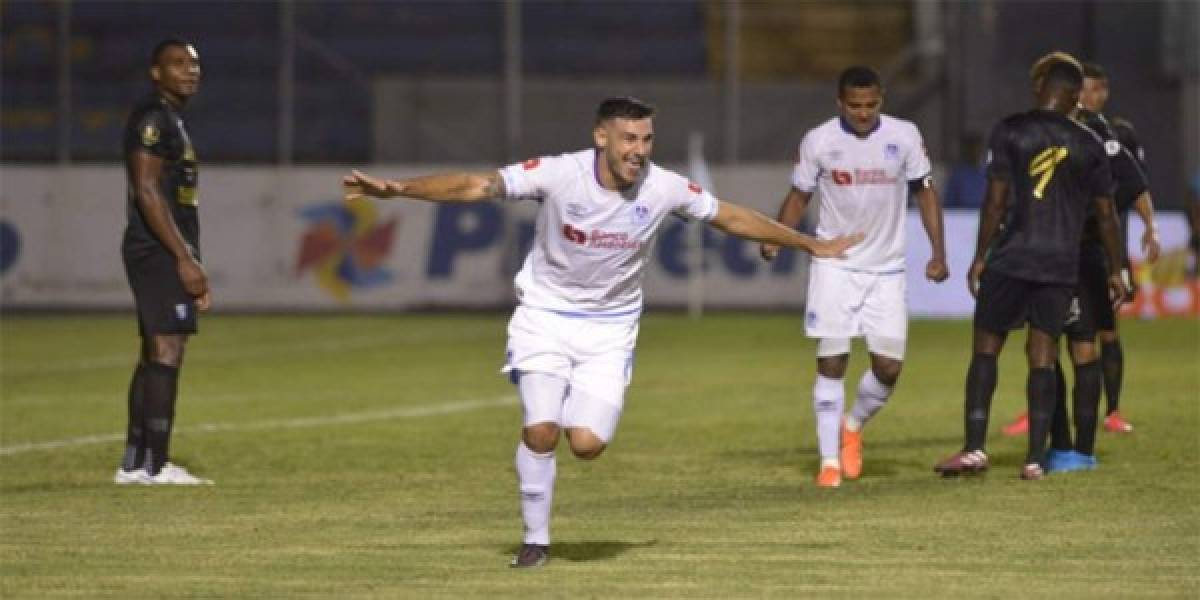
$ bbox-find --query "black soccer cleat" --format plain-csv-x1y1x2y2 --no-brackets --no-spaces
511,543,550,568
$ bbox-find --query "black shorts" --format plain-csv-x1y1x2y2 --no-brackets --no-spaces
123,249,198,337
1064,250,1115,341
974,269,1073,338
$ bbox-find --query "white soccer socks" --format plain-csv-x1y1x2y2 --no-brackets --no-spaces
813,374,845,464
847,370,893,432
515,441,556,546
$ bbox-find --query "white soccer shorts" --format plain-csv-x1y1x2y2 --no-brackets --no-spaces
503,305,638,442
805,262,908,360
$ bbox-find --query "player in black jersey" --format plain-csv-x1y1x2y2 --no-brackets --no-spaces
933,59,1127,480
1077,63,1160,433
114,39,212,485
1001,61,1162,448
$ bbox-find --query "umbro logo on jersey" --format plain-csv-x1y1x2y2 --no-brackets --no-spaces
687,182,703,194
566,203,589,219
523,158,541,170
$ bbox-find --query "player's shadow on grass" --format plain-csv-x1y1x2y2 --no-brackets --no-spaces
502,539,657,562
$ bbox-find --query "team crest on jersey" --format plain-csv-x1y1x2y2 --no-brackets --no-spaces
522,158,541,170
687,181,703,194
884,143,900,160
1104,140,1121,157
141,123,160,147
175,303,188,320
631,204,650,224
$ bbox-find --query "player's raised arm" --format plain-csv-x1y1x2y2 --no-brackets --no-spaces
342,169,505,203
709,200,862,258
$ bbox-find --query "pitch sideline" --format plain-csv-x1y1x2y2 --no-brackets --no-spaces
0,395,517,457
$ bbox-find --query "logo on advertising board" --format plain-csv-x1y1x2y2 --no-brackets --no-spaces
295,201,398,302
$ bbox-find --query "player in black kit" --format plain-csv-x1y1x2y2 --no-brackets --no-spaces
114,39,212,485
1077,63,1160,433
1001,60,1162,458
933,59,1128,480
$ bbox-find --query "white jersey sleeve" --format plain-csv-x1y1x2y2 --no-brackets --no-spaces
790,130,821,192
668,176,719,222
903,124,932,182
498,156,563,202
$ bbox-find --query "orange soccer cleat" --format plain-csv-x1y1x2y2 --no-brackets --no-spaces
840,420,864,480
1104,411,1134,433
1002,412,1029,436
815,464,842,488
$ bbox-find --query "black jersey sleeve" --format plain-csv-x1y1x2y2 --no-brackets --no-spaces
1111,117,1146,169
1082,136,1116,199
1084,111,1147,199
129,107,172,158
985,120,1012,181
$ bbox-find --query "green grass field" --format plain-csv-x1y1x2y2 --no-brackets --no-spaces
1,313,1197,598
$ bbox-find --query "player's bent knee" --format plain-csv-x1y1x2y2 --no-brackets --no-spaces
871,360,903,386
522,422,561,453
565,428,607,460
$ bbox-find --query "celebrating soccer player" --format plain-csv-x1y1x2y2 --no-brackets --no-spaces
342,97,861,568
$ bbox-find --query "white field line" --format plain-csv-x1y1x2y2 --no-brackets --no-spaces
0,395,517,457
0,330,493,377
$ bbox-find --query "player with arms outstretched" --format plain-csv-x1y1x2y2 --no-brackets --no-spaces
344,97,861,567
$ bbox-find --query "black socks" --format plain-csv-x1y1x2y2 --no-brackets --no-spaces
1101,339,1123,415
1073,361,1103,456
964,353,999,452
141,361,180,476
120,364,147,471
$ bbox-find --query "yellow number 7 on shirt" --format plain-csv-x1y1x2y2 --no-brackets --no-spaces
1029,146,1069,199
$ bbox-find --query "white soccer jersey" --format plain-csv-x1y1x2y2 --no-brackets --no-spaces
498,148,718,318
791,115,931,272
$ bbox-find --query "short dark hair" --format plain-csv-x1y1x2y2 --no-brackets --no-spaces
1042,60,1084,91
837,66,882,95
151,38,192,66
1082,62,1107,80
595,96,655,124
